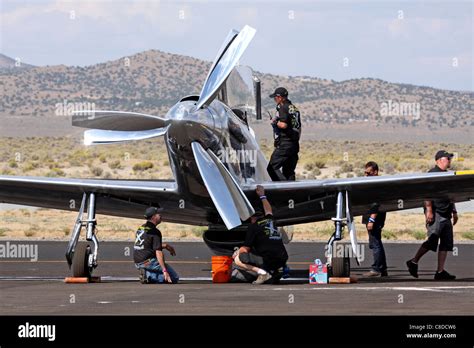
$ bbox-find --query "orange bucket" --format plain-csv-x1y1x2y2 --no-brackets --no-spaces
211,255,233,283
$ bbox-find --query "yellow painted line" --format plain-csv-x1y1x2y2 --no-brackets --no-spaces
455,170,474,175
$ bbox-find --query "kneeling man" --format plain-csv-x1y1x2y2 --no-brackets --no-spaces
134,207,179,284
234,185,289,284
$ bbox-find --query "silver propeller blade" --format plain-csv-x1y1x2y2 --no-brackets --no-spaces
192,142,248,230
196,25,256,110
73,110,170,131
203,28,239,87
84,126,169,145
206,148,255,221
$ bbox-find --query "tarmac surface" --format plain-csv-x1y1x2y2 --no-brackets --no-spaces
0,241,473,315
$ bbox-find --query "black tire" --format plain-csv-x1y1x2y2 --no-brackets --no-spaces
73,242,92,278
329,242,351,278
331,255,350,278
203,229,247,256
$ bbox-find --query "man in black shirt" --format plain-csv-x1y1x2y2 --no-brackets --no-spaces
267,87,301,181
134,207,179,284
406,150,458,280
362,162,388,277
233,185,289,284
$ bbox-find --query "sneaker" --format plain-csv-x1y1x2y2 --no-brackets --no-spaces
381,270,389,277
434,270,456,280
406,260,418,278
138,268,148,284
363,270,381,277
252,272,272,285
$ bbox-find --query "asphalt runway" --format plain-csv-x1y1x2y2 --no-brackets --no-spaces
0,241,473,315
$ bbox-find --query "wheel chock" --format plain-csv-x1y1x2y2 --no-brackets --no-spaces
328,276,357,284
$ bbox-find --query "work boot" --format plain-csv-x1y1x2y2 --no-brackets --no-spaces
252,273,272,285
363,270,381,277
406,260,419,278
434,270,456,280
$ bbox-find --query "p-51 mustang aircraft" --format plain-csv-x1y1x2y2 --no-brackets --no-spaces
1,25,473,278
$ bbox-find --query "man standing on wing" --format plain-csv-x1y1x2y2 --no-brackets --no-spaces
267,87,301,181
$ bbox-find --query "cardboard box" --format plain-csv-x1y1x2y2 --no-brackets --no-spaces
309,260,328,284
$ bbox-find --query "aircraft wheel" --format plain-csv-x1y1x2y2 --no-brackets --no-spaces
73,242,93,278
331,255,350,277
330,242,350,278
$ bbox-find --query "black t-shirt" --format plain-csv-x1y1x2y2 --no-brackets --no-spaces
243,215,288,269
276,99,300,147
133,221,163,263
427,165,455,218
362,203,386,228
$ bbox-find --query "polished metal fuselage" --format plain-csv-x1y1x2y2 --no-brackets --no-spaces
165,98,269,211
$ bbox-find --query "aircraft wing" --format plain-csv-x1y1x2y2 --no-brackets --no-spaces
1,170,472,229
242,170,474,226
0,176,208,225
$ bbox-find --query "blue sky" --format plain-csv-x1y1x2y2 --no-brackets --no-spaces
1,0,472,91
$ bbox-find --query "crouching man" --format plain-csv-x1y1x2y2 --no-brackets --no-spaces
233,185,289,284
134,207,179,284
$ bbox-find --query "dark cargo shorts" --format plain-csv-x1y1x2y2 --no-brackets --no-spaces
421,213,454,252
239,252,287,272
239,252,264,267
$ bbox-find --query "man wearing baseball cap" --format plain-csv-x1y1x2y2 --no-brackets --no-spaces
267,87,301,181
133,207,179,284
406,150,458,280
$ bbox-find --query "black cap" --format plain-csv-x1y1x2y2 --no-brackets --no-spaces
269,87,288,98
435,150,454,161
144,207,163,219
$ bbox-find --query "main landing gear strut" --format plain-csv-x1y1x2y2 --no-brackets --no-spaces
326,191,361,278
65,193,100,278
